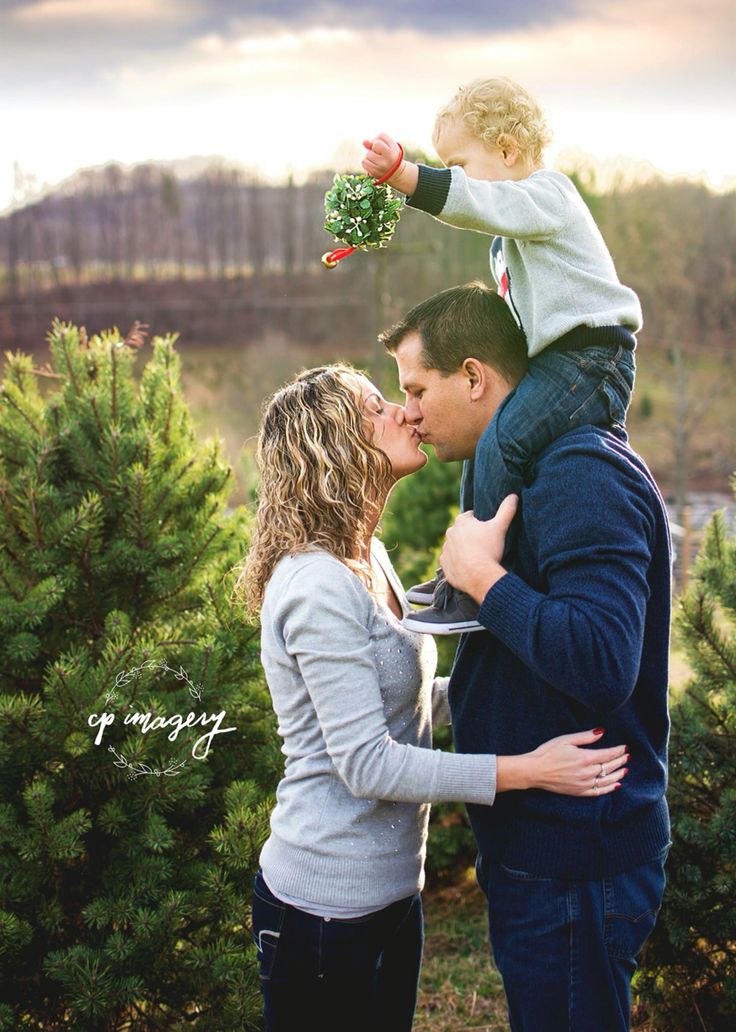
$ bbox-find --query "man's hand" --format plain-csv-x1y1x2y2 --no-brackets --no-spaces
361,133,418,195
439,494,518,604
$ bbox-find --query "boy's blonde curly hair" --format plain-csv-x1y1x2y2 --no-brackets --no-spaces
433,76,552,169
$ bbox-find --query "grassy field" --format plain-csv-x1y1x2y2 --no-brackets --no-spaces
416,870,509,1032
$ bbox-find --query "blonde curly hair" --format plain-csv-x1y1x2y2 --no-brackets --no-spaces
433,76,552,169
234,364,393,615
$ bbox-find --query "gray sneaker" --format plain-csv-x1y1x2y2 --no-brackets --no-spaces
406,576,438,605
402,588,483,635
407,567,455,606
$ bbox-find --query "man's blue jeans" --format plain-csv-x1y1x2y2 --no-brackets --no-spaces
475,846,669,1032
251,869,424,1032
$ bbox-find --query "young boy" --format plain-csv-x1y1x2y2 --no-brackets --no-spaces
363,76,642,634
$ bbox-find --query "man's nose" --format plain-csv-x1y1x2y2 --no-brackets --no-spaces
404,397,421,424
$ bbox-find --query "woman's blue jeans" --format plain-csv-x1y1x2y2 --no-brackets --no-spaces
475,845,669,1031
251,869,424,1032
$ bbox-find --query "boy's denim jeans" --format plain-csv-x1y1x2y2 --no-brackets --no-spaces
475,844,669,1032
461,343,637,516
251,869,424,1032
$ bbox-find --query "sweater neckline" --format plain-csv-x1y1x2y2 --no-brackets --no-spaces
370,540,410,621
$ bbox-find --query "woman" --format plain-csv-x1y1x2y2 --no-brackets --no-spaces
237,364,627,1032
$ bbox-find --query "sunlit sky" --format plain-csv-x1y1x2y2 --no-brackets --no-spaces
2,0,734,212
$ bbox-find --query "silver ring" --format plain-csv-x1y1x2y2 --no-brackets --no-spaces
599,763,606,778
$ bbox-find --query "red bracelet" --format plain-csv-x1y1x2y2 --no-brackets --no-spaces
322,144,404,269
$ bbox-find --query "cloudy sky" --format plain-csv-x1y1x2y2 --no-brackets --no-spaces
2,0,734,211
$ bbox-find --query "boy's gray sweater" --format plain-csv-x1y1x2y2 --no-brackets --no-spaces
408,165,643,356
258,541,497,912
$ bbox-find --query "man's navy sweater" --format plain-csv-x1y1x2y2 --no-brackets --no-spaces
449,426,671,879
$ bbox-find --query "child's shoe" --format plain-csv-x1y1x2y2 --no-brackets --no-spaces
402,579,483,635
406,575,438,605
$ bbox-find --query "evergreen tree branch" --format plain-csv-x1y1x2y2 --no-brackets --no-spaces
0,449,23,468
58,328,82,397
54,666,87,722
150,526,223,606
0,387,41,434
129,996,169,1030
0,487,24,538
199,644,213,690
154,640,200,647
111,342,119,425
28,365,63,381
0,567,23,601
689,691,732,737
88,396,107,443
0,424,28,449
29,489,44,549
679,593,736,683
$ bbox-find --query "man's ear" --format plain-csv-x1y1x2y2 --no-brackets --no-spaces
463,358,487,400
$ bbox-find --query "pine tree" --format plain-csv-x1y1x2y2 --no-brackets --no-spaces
0,322,280,1030
638,502,736,1029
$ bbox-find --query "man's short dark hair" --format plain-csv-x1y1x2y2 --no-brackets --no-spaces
380,281,528,383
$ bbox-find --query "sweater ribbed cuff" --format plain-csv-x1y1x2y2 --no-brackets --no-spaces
406,164,452,215
435,751,497,807
478,571,539,653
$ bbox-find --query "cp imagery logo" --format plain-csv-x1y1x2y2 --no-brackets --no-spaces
87,659,236,780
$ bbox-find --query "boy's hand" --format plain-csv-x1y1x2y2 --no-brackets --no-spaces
440,495,518,603
362,132,401,179
362,132,418,196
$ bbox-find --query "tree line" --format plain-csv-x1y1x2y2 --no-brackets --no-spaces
1,160,733,507
1,159,734,359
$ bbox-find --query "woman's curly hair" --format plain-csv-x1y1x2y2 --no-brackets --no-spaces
434,76,552,169
234,364,393,615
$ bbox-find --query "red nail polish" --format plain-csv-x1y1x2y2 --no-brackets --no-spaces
622,768,629,775
614,783,621,790
593,727,605,735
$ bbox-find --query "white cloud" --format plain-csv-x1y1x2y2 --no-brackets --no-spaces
13,0,195,24
1,1,733,210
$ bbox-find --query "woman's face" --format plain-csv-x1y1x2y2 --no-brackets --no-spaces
359,378,427,480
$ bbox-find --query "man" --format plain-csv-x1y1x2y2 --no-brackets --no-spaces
381,282,671,1032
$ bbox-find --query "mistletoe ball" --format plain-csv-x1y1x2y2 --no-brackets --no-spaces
324,172,402,251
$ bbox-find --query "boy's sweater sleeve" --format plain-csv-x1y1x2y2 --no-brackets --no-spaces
278,559,496,804
477,445,657,713
408,164,570,240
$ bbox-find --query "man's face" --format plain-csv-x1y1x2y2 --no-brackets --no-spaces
393,332,483,463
